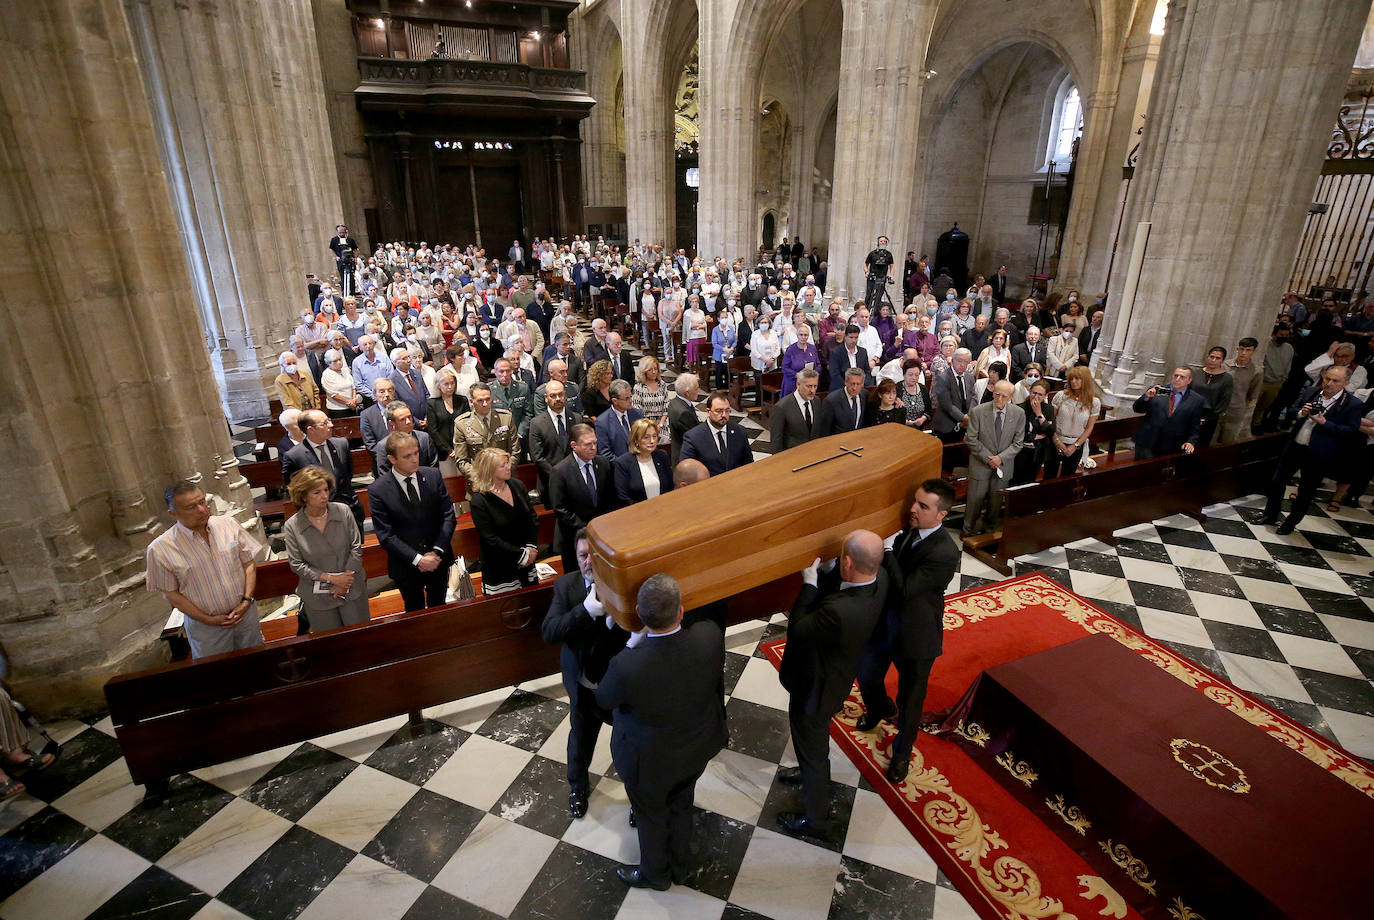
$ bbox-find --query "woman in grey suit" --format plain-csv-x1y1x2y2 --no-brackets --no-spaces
284,466,369,631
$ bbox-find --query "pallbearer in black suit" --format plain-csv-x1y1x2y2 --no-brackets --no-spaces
776,531,887,839
541,529,630,820
596,575,728,891
815,367,868,439
548,424,620,571
855,479,961,784
367,432,457,611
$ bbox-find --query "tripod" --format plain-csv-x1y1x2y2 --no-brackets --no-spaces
865,275,896,312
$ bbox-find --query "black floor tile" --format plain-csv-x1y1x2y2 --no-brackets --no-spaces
1158,641,1229,681
103,773,235,862
676,808,754,901
1342,573,1374,599
1250,603,1333,641
1302,532,1370,557
1155,525,1214,551
1248,693,1335,743
1345,646,1374,682
1087,598,1142,633
959,574,995,592
492,755,583,838
1064,548,1124,578
364,719,469,786
1335,517,1374,539
751,621,788,658
362,789,486,883
508,841,625,920
723,698,792,763
1298,588,1373,622
1015,564,1072,586
475,689,570,753
0,807,95,900
1201,516,1255,539
18,728,123,803
831,855,937,920
723,652,750,697
1177,567,1245,599
1293,667,1374,717
1222,554,1288,584
1128,582,1195,616
1262,542,1332,571
758,776,856,854
1202,621,1285,662
722,905,774,920
242,743,359,821
217,825,354,920
87,864,211,920
1115,538,1172,565
401,886,502,920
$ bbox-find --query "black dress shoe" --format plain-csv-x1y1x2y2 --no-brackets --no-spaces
1259,516,1279,527
776,765,803,785
627,807,636,828
855,704,897,732
886,756,910,784
776,811,830,840
1276,520,1297,535
569,790,588,820
616,865,670,890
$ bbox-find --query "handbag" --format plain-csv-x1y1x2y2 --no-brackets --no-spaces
447,555,477,602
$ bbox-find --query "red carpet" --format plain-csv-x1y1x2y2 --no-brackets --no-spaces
758,573,1374,920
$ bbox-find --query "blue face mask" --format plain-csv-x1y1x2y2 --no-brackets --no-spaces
1299,328,1311,337
927,307,937,315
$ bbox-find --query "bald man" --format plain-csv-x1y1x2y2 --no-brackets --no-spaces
673,458,709,488
775,531,888,840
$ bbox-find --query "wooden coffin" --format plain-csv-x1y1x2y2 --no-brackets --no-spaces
587,425,942,629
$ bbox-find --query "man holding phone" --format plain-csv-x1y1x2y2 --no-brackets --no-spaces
1131,367,1205,459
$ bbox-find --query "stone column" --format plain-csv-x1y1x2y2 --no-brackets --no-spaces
618,0,674,247
696,2,758,263
0,0,255,714
1097,0,1371,401
311,0,376,249
126,0,344,423
787,123,815,247
571,10,626,221
824,0,938,300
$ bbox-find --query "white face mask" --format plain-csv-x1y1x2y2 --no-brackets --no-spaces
1025,375,1040,384
759,323,770,331
1062,328,1074,337
301,314,313,325
480,329,490,339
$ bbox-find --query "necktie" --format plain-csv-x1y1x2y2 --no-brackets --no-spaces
852,396,861,429
620,413,630,436
405,475,419,507
315,443,330,470
995,409,1004,440
555,413,565,441
1168,391,1178,416
405,374,417,395
583,461,597,501
717,429,728,456
803,400,813,431
955,374,965,406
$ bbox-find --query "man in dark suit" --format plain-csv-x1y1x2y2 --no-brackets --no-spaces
528,380,582,508
387,349,429,428
932,349,976,441
815,368,867,439
1131,367,1206,459
539,334,586,388
988,264,1008,303
596,574,727,891
1262,365,1365,534
960,314,990,358
1078,310,1105,366
368,431,457,612
855,479,961,783
373,401,440,475
770,368,820,451
595,380,644,459
276,409,305,485
542,528,630,820
583,318,611,366
680,391,754,475
826,325,871,392
283,410,364,528
1009,326,1048,382
775,532,887,838
549,424,619,570
605,333,633,383
667,374,701,465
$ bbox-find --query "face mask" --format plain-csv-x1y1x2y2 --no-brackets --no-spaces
301,315,314,325
480,329,490,339
1025,375,1040,383
727,300,736,308
407,334,417,343
323,303,336,313
927,307,937,315
945,292,956,301
759,323,769,331
1062,328,1073,337
285,364,298,374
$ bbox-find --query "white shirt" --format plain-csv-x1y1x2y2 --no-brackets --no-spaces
856,324,882,358
638,457,661,500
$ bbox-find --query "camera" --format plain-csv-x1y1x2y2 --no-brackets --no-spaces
1304,400,1324,416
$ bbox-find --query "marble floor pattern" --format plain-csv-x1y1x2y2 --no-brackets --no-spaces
2,493,1372,920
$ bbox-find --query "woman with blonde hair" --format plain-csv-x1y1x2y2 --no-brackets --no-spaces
468,447,540,595
632,355,669,442
428,367,470,477
581,359,614,420
1047,366,1100,477
275,349,319,411
613,418,674,504
283,466,368,632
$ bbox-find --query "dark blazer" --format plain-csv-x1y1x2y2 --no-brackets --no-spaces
595,407,645,459
373,429,439,475
595,622,728,792
427,394,470,459
883,527,960,660
540,350,586,387
667,395,700,465
277,434,303,485
815,387,867,439
680,422,754,475
1078,324,1104,365
1279,385,1366,467
388,368,430,422
769,393,817,452
1009,341,1049,381
827,345,872,391
542,571,630,711
549,453,619,541
605,351,633,383
528,409,583,504
779,567,887,716
1131,387,1206,456
932,366,976,436
583,337,610,367
960,327,990,357
613,450,674,504
989,272,1008,303
367,466,457,580
283,437,359,508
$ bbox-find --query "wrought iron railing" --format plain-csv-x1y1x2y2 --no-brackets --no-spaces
357,57,587,94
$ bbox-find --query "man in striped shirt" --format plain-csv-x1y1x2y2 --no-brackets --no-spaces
146,481,264,659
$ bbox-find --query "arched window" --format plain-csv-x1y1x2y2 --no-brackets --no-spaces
1045,76,1082,170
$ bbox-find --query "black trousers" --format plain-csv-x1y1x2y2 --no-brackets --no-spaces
787,696,835,826
857,609,937,767
625,768,704,885
567,686,612,793
395,565,451,612
1042,442,1084,478
1263,442,1325,526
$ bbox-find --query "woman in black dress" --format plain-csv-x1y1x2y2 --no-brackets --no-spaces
1012,380,1056,485
468,447,540,595
581,359,614,421
897,358,932,429
473,323,505,370
867,379,906,426
427,368,470,477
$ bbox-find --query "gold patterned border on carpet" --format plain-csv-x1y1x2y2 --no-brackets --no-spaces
946,574,1374,798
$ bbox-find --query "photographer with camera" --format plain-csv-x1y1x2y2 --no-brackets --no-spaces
864,235,895,312
329,224,358,297
1130,367,1205,459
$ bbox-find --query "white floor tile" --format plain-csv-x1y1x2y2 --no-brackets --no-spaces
1188,593,1265,629
519,671,570,701
1117,557,1184,588
1279,563,1356,595
295,854,426,920
0,796,46,838
1135,607,1215,650
694,748,776,825
297,765,417,851
188,901,253,920
1215,652,1313,704
560,777,638,864
727,657,792,711
842,788,938,882
1203,533,1266,558
191,742,303,796
1067,572,1135,607
729,827,842,920
1232,577,1312,612
933,883,984,920
1,834,147,920
1270,633,1364,678
423,734,531,810
51,759,142,832
616,884,726,920
430,813,558,916
158,798,293,895
1164,545,1228,572
1317,707,1374,759
425,686,516,732
311,715,409,762
1318,613,1374,650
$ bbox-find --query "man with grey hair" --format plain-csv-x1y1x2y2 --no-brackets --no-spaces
775,531,886,839
276,408,305,484
595,379,643,459
963,380,1025,535
771,367,819,451
932,347,976,441
374,401,439,475
667,373,701,464
597,573,728,891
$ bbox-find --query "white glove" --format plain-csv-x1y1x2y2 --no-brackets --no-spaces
583,585,604,618
802,556,821,586
883,531,900,551
625,627,649,648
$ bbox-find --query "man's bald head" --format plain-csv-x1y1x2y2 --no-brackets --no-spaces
674,458,710,488
842,530,884,579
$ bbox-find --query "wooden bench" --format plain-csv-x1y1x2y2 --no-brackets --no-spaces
242,449,375,517
254,415,363,451
112,573,801,792
964,433,1286,575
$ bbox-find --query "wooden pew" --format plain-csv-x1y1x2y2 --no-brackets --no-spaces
109,572,801,791
255,415,363,449
964,433,1285,575
242,449,374,517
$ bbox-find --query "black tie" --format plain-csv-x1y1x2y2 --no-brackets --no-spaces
803,400,813,431
995,410,1004,441
621,414,630,436
555,413,566,441
851,396,861,429
717,429,728,456
955,374,965,406
583,461,598,501
405,475,419,508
